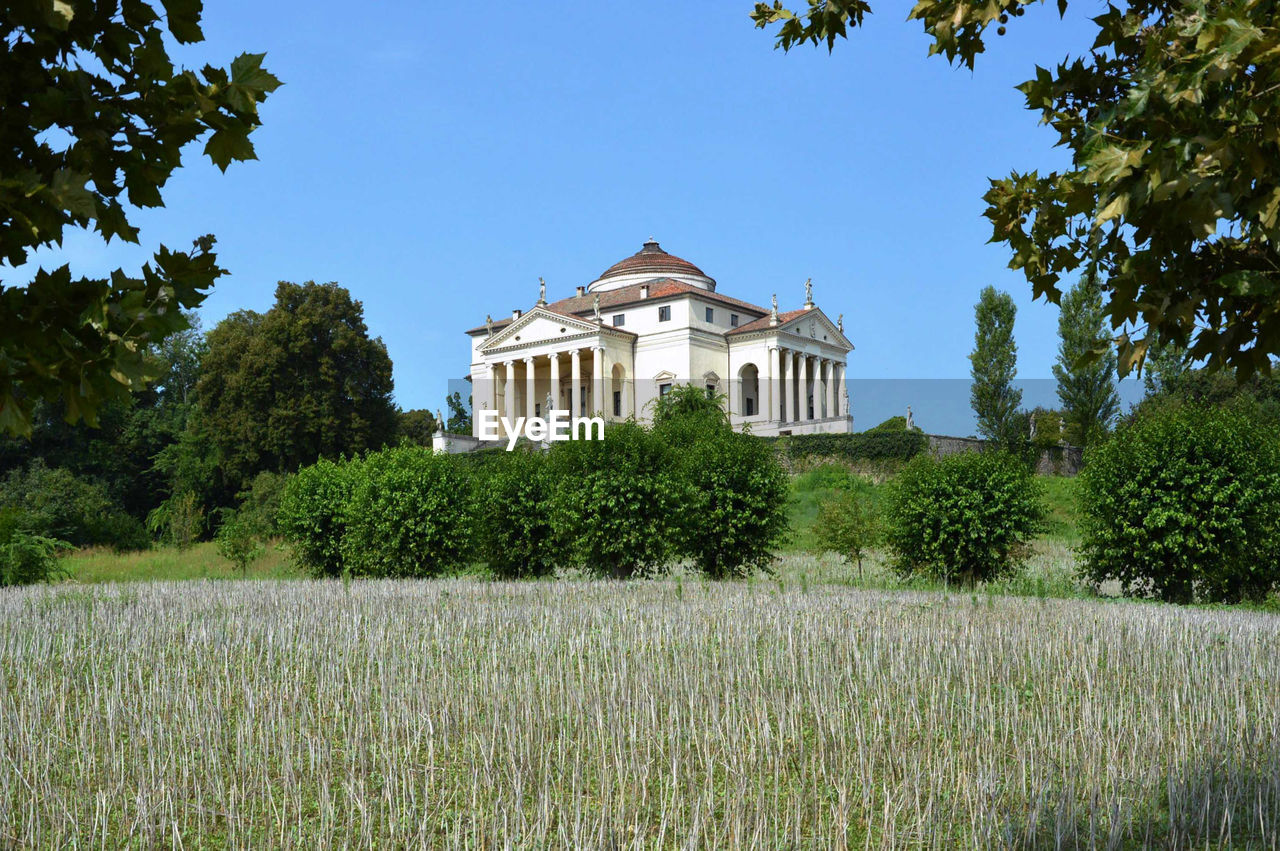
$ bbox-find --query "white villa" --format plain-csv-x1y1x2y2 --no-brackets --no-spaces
457,239,854,446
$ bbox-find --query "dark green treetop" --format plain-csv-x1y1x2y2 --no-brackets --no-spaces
196,281,397,489
1053,276,1120,448
969,286,1022,446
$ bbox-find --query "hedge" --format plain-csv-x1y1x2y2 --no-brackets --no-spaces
770,429,928,464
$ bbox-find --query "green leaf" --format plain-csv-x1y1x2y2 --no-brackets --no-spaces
203,128,256,172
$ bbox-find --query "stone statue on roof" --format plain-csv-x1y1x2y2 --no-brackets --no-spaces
837,313,844,333
770,294,778,325
538,277,547,305
593,293,601,322
485,313,493,336
804,277,814,307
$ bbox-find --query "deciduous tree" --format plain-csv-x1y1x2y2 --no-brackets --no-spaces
197,281,397,489
0,0,279,434
753,0,1280,378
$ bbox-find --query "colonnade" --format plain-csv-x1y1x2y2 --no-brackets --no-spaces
767,346,845,424
489,346,613,422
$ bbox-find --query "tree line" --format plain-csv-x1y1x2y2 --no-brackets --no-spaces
0,280,458,564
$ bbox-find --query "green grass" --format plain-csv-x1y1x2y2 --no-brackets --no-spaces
785,463,881,552
1039,473,1081,543
63,540,301,583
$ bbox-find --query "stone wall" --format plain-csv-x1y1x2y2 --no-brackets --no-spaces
926,434,1084,476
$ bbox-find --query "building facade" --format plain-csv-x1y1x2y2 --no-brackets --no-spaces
462,240,854,443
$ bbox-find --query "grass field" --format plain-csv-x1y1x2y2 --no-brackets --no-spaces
62,540,301,583
1,577,1276,847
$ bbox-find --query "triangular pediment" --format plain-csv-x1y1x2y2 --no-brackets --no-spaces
778,307,852,349
480,307,600,352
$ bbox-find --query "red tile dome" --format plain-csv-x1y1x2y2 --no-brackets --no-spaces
590,239,715,292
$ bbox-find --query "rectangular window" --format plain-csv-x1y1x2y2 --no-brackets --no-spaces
612,313,625,327
705,307,714,323
705,385,715,399
658,305,671,322
613,390,622,417
746,398,755,416
730,314,739,327
658,383,672,398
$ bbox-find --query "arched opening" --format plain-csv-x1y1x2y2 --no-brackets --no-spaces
738,363,759,417
610,362,627,418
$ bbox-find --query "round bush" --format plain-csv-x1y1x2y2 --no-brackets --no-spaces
1079,403,1280,603
883,451,1042,582
278,457,358,577
547,421,683,578
475,449,558,579
341,446,476,578
674,428,790,578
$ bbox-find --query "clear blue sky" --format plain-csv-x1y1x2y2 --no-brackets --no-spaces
21,1,1139,432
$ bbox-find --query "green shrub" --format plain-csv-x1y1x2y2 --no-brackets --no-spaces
0,530,71,586
649,388,789,577
341,446,476,578
1,461,147,550
235,471,289,537
278,457,358,578
814,490,880,577
475,450,557,579
883,451,1043,583
868,415,909,432
1079,403,1280,604
675,429,790,578
215,509,266,576
146,490,205,549
650,383,728,436
0,508,71,586
547,421,684,578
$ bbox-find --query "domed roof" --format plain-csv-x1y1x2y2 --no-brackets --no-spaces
588,239,716,292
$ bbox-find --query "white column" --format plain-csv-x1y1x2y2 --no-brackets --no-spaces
524,356,536,420
778,349,789,424
592,346,605,416
819,360,826,417
549,352,561,413
827,360,837,418
570,349,581,417
798,353,808,421
476,364,493,437
783,348,793,422
503,361,515,422
767,346,779,424
836,362,846,416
